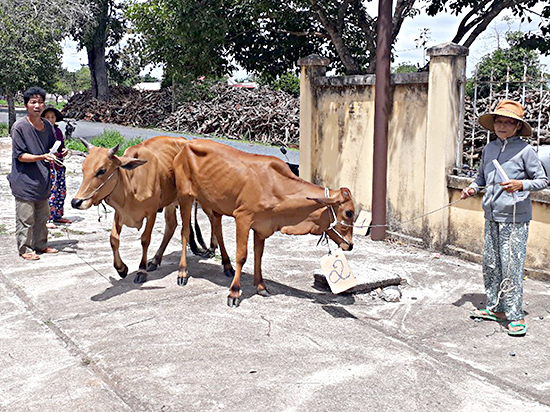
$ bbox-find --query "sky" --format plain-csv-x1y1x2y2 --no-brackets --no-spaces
61,4,550,80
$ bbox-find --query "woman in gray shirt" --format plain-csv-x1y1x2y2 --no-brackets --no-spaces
462,99,548,336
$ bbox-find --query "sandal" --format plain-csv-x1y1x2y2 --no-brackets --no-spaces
20,252,40,261
54,217,72,224
508,322,527,336
37,247,58,254
469,309,505,322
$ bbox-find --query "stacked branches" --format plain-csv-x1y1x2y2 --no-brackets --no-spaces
463,89,550,169
161,83,299,145
62,86,173,127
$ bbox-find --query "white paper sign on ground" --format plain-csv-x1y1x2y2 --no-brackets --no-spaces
354,210,371,236
320,249,358,294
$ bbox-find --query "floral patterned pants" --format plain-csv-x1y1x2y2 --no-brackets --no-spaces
48,167,67,222
483,220,529,321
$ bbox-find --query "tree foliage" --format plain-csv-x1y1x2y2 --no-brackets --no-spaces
128,0,546,79
466,31,541,99
0,0,91,128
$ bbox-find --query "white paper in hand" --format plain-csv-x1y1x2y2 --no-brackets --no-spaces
492,159,517,200
49,140,61,154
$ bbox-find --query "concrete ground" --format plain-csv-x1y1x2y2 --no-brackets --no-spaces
1,137,550,412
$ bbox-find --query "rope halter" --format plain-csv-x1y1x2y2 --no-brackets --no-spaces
324,188,351,247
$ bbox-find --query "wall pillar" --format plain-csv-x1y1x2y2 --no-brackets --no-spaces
297,55,330,182
424,42,468,248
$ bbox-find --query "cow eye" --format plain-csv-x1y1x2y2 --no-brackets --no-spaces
96,168,106,177
345,210,353,219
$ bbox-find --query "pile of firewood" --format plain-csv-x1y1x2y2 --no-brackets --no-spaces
62,83,300,145
161,83,300,145
463,89,550,168
62,86,173,127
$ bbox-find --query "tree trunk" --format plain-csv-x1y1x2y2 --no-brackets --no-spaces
6,91,16,133
87,43,109,101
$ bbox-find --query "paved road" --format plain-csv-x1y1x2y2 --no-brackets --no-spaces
0,108,299,164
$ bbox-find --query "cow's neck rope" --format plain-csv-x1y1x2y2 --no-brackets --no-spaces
80,167,119,201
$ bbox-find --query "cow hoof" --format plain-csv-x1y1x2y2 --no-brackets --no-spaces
227,296,240,308
117,265,128,278
205,248,216,258
224,268,235,278
257,289,270,297
147,261,158,272
134,272,147,284
177,276,188,286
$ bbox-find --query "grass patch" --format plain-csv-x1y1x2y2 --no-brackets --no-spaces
65,129,143,156
0,224,7,234
0,122,8,137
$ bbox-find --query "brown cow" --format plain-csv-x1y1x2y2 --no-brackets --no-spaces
173,139,355,307
71,135,212,283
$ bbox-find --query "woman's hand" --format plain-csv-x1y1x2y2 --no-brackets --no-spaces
501,180,523,193
461,187,476,199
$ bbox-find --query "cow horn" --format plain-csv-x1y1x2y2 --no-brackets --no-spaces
108,144,120,158
79,138,93,151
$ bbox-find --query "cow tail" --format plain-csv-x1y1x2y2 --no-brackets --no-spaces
194,201,209,251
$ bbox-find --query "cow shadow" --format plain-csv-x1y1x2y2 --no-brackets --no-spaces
90,250,356,309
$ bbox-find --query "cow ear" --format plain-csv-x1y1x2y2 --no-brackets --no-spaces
339,187,352,200
119,157,148,170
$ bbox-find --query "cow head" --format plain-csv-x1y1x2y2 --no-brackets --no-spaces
71,140,147,210
282,187,355,251
308,187,355,251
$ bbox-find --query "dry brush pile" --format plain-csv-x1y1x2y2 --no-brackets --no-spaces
463,89,550,168
161,83,299,146
62,86,173,127
62,83,300,146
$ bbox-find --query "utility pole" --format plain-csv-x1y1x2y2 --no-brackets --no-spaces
371,0,393,241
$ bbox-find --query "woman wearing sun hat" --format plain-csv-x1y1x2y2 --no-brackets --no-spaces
41,106,71,228
461,99,548,336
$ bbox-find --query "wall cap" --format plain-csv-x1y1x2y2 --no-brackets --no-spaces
297,55,330,67
426,42,469,57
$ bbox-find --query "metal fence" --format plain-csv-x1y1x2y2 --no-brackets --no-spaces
463,64,550,171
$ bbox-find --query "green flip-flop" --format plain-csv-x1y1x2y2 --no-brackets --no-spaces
508,322,527,336
469,309,504,322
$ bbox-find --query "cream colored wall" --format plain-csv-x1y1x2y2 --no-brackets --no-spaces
299,48,550,276
310,83,429,241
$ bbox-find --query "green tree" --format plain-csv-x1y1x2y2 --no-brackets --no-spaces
0,0,90,129
467,31,541,99
71,0,127,101
392,62,418,74
127,0,231,82
128,0,545,78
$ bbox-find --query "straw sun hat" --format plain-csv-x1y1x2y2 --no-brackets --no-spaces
478,99,532,136
41,106,64,123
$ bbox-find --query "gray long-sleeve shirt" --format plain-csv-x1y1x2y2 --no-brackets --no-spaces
7,117,56,201
469,136,548,223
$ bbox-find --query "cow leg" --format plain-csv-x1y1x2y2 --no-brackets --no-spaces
211,212,234,278
148,204,178,271
227,216,252,307
253,231,269,296
177,197,194,286
110,214,128,278
134,214,156,284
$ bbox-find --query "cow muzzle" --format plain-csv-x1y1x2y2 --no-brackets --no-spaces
71,197,93,210
340,241,353,251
